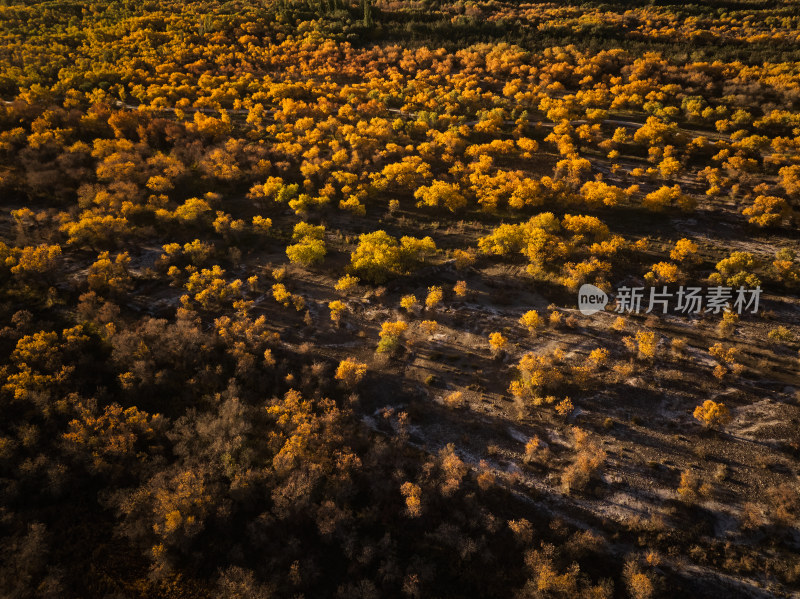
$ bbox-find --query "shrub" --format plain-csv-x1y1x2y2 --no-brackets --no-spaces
772,248,800,287
87,251,132,296
642,185,695,212
286,237,326,266
510,350,564,400
523,437,545,464
489,332,507,352
555,397,574,416
425,286,443,309
717,311,739,337
670,238,700,263
419,320,438,336
334,274,359,293
272,283,292,307
519,310,541,334
767,326,795,344
643,261,681,285
765,483,800,527
400,482,422,517
252,215,272,234
350,231,437,283
335,358,367,387
677,469,711,500
286,222,326,266
693,399,731,429
329,300,346,325
400,294,420,313
710,251,761,287
443,390,465,408
561,428,605,494
743,195,791,227
623,560,655,599
588,348,609,368
453,249,476,269
579,180,627,208
414,180,467,212
377,320,408,354
624,330,657,359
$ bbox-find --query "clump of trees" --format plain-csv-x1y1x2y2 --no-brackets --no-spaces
350,231,437,283
286,222,327,266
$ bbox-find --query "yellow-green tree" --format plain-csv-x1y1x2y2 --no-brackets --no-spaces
414,180,467,212
286,222,327,266
350,231,437,283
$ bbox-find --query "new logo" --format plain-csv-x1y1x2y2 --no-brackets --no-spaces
578,283,608,315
